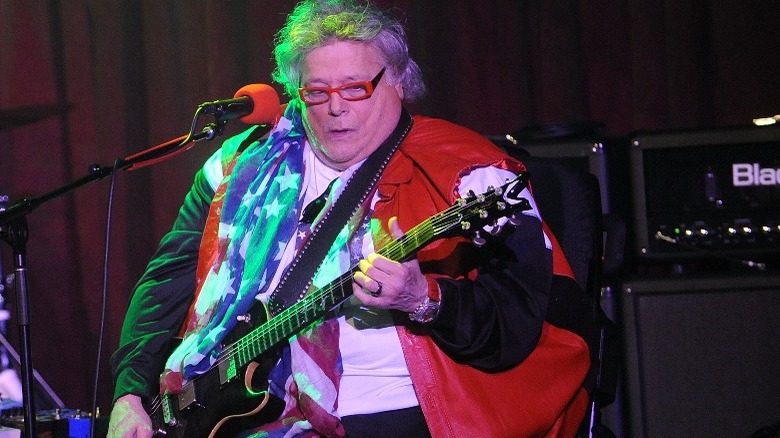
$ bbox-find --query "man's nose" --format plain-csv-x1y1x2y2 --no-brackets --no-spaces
327,91,348,115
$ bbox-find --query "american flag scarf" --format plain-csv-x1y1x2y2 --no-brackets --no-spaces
162,102,368,437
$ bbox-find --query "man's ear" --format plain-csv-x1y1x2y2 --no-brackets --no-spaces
394,82,405,100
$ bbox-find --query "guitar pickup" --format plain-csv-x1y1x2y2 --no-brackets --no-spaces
218,356,238,384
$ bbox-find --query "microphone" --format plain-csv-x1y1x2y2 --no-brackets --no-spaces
120,84,281,171
198,83,281,125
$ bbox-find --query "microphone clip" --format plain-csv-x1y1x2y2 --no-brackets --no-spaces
198,97,252,119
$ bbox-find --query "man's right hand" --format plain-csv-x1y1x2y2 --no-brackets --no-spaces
107,394,153,438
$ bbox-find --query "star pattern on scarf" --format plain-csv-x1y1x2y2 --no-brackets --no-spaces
278,165,300,192
263,198,284,219
203,326,226,346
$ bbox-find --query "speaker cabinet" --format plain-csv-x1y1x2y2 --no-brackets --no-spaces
621,274,780,438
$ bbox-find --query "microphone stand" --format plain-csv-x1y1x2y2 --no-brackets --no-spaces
0,112,228,438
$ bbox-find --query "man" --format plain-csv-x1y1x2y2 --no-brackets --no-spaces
108,1,590,437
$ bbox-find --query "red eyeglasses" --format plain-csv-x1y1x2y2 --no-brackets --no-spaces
298,67,386,105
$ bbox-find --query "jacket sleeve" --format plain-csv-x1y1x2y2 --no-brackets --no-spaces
425,218,551,372
424,170,553,373
110,169,215,402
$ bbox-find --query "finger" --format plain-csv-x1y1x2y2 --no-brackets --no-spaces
353,271,381,293
352,279,381,302
354,270,370,287
358,258,373,274
366,253,401,274
358,258,382,285
388,216,404,239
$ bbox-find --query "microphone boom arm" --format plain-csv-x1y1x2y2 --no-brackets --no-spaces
0,101,243,226
0,90,277,437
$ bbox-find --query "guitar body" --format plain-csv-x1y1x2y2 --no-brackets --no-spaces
146,302,286,438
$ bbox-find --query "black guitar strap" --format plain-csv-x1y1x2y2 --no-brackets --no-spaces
267,109,413,315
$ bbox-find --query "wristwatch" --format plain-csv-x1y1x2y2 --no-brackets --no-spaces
409,278,441,323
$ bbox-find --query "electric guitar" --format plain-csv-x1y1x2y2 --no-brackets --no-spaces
145,173,531,437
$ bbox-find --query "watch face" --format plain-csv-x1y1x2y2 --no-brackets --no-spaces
411,299,440,323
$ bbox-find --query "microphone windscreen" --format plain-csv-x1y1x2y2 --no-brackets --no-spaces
233,84,282,125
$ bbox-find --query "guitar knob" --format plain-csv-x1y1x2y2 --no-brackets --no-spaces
472,231,487,247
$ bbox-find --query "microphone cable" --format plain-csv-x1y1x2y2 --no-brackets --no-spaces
90,158,119,438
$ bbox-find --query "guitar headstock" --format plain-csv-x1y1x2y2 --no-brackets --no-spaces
432,173,532,245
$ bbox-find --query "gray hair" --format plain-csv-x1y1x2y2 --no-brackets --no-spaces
273,0,427,104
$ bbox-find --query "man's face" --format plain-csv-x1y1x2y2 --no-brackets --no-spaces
300,40,404,170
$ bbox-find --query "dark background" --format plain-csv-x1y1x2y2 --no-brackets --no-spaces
1,0,779,424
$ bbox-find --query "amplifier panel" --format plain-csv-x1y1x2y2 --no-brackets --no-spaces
630,125,780,259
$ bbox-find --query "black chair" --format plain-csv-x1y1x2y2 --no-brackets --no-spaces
519,155,623,438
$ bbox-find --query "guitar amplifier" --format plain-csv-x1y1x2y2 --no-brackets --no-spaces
629,125,780,260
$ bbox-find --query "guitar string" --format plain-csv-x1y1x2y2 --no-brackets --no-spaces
212,188,503,370
186,176,524,387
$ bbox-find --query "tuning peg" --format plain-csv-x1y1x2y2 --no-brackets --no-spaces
472,231,487,247
492,185,504,196
461,221,472,231
489,222,502,235
508,213,522,226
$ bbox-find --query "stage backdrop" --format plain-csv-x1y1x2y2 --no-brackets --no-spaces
1,0,779,415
